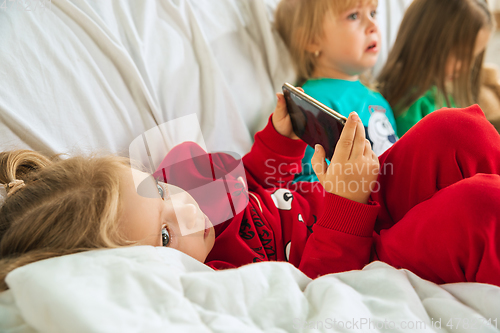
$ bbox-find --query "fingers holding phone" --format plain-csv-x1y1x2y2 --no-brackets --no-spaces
281,83,346,159
312,112,380,204
272,93,300,140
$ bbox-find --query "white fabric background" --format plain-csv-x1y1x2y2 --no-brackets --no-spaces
373,0,414,76
0,0,294,158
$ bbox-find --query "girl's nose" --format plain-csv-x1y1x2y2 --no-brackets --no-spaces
174,203,200,234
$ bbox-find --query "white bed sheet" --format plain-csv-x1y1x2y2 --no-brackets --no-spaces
0,0,294,157
0,247,499,333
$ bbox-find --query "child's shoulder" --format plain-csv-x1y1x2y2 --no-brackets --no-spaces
363,84,392,108
302,78,393,118
404,86,441,114
303,78,382,99
302,78,361,92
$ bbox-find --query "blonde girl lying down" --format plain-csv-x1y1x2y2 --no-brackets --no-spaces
1,96,500,290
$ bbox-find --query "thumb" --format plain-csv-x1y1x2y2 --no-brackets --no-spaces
311,144,327,182
274,93,287,117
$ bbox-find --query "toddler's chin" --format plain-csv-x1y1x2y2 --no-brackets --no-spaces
366,56,379,68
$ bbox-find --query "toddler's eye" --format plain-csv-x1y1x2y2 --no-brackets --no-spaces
347,12,358,20
370,10,377,18
161,227,170,246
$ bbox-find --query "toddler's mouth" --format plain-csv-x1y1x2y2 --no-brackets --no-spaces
366,42,378,52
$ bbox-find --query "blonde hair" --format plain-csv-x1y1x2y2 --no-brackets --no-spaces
0,150,130,291
377,0,495,116
275,0,378,84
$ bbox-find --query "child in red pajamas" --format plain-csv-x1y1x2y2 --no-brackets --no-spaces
2,95,499,289
150,96,500,286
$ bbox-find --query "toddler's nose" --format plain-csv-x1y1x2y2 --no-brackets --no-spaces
367,16,378,33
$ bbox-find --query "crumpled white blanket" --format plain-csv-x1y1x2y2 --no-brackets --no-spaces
0,247,499,333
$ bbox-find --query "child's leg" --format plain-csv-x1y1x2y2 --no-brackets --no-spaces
372,105,500,231
374,174,500,285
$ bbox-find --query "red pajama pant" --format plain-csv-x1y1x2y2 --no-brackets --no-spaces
372,105,500,286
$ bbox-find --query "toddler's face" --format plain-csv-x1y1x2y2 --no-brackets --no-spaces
118,167,215,263
311,4,380,79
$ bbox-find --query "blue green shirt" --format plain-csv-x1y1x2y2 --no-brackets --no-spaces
294,78,398,183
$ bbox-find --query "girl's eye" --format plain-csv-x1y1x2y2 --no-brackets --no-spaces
157,183,164,200
370,10,377,18
156,182,169,200
347,12,358,20
161,227,170,246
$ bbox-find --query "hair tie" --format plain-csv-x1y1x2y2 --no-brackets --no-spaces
0,180,27,207
0,184,7,207
6,179,26,196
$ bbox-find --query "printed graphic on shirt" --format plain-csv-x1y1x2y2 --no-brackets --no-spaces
366,106,398,156
251,208,264,227
232,181,247,198
252,246,265,262
285,241,291,262
271,189,294,210
258,229,275,259
239,218,255,240
298,214,304,223
240,207,276,262
307,215,317,234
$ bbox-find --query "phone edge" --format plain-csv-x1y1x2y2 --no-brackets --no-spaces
283,82,347,125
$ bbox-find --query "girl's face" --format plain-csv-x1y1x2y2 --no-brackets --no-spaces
445,28,492,82
310,4,380,80
118,168,215,263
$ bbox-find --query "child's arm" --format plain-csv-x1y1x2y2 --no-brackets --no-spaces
242,94,308,189
297,194,379,278
297,112,380,277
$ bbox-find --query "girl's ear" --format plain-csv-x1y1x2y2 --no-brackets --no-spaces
304,33,321,54
305,41,321,54
295,26,321,54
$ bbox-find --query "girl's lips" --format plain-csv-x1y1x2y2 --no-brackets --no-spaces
204,216,211,238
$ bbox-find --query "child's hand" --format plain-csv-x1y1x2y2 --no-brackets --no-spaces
272,93,300,140
311,112,380,204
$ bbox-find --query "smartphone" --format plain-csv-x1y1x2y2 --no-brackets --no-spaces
282,83,347,160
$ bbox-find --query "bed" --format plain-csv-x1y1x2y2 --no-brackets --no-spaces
1,247,499,333
0,1,499,332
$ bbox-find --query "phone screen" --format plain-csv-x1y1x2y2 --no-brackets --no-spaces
282,85,345,160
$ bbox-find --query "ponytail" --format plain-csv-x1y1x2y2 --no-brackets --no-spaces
0,150,130,291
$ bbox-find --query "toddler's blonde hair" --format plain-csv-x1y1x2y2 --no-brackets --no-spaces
275,0,378,84
0,150,131,291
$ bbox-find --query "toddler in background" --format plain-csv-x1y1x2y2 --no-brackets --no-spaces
378,0,495,137
275,0,398,182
